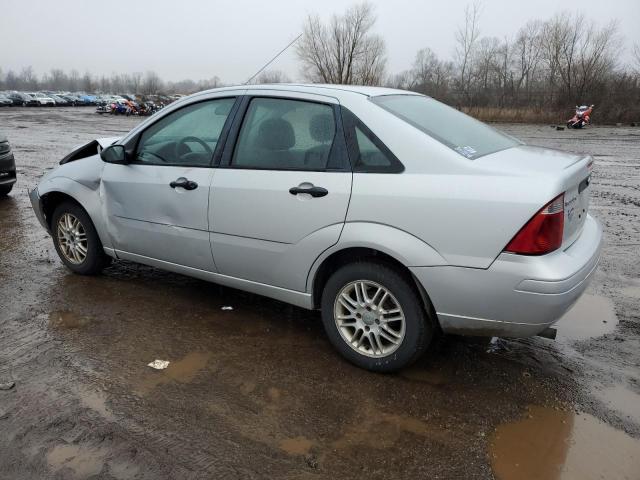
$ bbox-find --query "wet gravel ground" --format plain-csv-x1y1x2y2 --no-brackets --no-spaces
0,108,639,479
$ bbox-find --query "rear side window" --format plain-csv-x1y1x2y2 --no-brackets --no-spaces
232,98,337,170
341,108,403,173
371,95,519,159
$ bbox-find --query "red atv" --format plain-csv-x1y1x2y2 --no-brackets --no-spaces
567,105,594,129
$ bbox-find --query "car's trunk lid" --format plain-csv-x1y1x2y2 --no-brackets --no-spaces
475,145,593,250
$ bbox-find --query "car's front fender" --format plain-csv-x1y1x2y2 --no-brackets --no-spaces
35,162,112,250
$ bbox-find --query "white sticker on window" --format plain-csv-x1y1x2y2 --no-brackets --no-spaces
455,146,477,158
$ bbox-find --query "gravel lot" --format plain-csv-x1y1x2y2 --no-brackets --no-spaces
0,107,639,479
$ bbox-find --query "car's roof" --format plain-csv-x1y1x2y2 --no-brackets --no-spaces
199,83,421,100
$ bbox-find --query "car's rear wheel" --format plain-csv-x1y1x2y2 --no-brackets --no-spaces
321,261,435,372
0,184,13,196
51,201,111,275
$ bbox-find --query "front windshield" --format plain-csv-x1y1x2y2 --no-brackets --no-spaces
371,94,520,159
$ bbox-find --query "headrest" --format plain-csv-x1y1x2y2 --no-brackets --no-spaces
255,118,295,150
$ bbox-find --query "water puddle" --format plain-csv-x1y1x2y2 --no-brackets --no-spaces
279,436,314,455
621,285,640,299
594,384,640,424
490,405,640,480
77,387,114,421
49,310,91,329
554,294,617,340
137,351,211,394
47,444,108,479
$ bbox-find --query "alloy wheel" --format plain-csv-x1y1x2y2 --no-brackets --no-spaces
56,213,88,264
334,280,406,358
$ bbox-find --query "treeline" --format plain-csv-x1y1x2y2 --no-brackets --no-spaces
2,2,639,123
0,67,224,96
298,3,640,123
385,6,640,122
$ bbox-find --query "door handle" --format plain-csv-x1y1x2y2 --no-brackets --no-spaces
170,177,198,190
289,186,328,198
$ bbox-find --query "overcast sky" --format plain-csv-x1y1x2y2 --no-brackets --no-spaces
1,0,638,84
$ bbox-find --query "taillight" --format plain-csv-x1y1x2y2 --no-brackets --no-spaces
505,194,564,255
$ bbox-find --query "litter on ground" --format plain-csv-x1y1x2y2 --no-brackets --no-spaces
147,360,170,370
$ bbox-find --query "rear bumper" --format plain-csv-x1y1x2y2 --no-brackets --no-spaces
411,214,603,337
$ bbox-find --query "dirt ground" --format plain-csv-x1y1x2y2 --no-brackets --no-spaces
0,107,639,480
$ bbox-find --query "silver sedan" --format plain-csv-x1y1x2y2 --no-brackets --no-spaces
30,84,602,371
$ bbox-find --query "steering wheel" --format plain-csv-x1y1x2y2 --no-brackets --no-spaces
175,136,213,161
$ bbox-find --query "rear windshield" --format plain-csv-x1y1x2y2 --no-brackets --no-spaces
371,95,519,159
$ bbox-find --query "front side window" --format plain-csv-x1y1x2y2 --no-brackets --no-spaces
232,98,336,170
135,97,235,166
371,95,519,159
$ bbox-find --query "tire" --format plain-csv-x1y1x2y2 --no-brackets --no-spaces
321,261,435,372
51,201,111,275
0,184,13,196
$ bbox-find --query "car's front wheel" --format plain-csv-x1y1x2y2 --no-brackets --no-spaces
321,261,436,372
0,184,13,196
51,201,111,275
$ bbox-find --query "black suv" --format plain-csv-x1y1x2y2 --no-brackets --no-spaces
0,135,16,196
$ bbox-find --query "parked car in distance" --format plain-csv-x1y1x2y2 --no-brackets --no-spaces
6,92,39,107
47,94,71,106
0,135,16,196
29,84,602,372
59,94,81,106
0,94,13,106
27,92,55,106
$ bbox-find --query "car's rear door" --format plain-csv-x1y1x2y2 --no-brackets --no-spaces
209,91,352,291
101,96,239,271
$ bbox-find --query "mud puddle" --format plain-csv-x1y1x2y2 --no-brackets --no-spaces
279,436,314,455
48,310,91,329
490,405,640,480
137,351,212,395
554,294,618,340
47,444,108,479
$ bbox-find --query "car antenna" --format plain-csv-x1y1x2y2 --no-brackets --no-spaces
244,33,302,85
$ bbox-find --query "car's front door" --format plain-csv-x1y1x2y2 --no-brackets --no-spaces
210,93,352,291
102,96,238,271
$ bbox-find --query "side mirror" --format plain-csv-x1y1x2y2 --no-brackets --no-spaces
100,145,127,164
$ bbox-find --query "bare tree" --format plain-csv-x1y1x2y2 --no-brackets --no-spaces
69,70,80,91
542,13,620,102
296,2,386,85
142,71,162,94
455,2,481,101
513,20,543,102
130,72,143,93
19,66,38,90
82,72,94,92
410,48,454,101
256,70,291,84
633,44,640,74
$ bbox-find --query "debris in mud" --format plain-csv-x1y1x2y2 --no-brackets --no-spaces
147,360,170,370
304,453,319,469
221,306,234,311
0,381,15,390
486,337,509,353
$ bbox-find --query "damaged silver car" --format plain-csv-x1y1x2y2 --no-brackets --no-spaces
30,84,602,371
